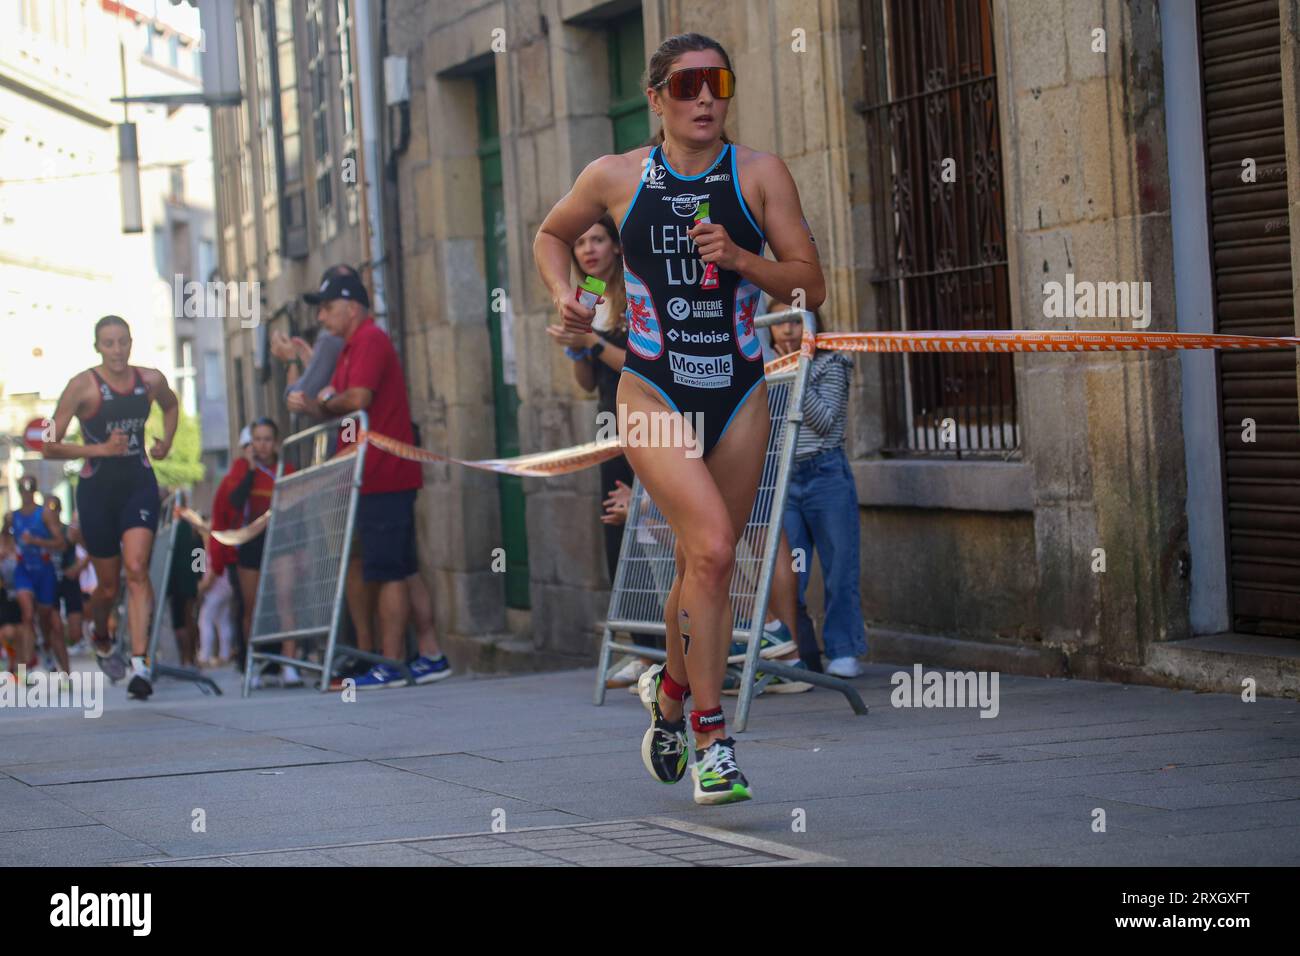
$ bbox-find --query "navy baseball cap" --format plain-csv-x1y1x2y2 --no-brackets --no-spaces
303,264,371,308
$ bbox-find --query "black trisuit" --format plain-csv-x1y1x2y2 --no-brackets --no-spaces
74,368,160,558
619,142,766,455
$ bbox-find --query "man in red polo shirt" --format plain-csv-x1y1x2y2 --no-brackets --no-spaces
288,264,449,690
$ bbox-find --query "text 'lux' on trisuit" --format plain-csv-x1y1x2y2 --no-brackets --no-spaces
619,143,767,455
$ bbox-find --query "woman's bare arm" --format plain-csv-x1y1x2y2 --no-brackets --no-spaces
534,155,625,331
41,374,115,460
730,152,825,309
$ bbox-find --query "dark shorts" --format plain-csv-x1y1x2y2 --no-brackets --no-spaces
355,490,418,583
57,577,83,615
76,469,161,559
237,533,265,571
0,593,21,626
14,563,58,607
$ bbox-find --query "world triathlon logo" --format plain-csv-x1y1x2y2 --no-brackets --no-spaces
642,162,667,189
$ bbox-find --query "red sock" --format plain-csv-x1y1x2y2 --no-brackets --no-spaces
661,668,690,702
690,707,725,735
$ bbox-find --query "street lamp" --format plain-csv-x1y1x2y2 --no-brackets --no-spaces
118,122,143,234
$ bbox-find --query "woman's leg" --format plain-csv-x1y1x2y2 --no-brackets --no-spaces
41,605,70,672
66,611,83,648
214,575,236,660
198,587,217,663
87,554,123,646
14,591,36,669
620,375,768,750
120,528,155,659
270,554,297,662
237,567,259,646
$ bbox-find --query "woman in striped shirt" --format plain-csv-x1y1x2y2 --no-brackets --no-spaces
769,303,868,678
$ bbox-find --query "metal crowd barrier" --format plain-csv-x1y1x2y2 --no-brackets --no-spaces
594,309,868,732
242,411,379,696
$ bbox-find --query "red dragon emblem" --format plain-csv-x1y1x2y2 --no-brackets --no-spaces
736,295,757,339
627,295,653,337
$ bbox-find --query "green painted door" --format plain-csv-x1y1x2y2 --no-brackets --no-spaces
609,12,650,151
477,70,530,608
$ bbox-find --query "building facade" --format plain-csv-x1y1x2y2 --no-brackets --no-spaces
210,0,370,466
213,0,1300,692
0,0,225,515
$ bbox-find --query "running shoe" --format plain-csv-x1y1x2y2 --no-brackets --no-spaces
281,664,304,688
408,655,452,685
726,624,796,665
127,673,153,700
353,664,406,690
723,651,812,696
325,657,368,690
605,655,650,689
692,737,752,805
637,663,689,784
761,655,814,694
95,647,127,683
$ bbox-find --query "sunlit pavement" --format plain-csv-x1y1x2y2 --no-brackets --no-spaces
2,655,1298,866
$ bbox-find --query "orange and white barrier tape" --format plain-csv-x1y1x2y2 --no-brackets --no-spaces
361,430,623,477
196,327,1297,545
210,510,270,548
762,329,1299,374
203,437,622,546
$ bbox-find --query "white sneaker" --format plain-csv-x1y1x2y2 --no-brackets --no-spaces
826,656,865,678
606,656,651,689
281,664,304,687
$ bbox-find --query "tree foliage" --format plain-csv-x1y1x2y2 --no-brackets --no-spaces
147,405,205,489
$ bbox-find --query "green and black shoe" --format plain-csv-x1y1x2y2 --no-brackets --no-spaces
638,663,689,784
692,737,752,805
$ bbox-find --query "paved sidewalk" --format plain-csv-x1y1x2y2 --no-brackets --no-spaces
2,658,1298,866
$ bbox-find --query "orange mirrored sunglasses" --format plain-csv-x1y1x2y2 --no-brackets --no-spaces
656,66,736,100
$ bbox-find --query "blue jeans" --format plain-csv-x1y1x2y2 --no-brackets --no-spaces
783,447,868,662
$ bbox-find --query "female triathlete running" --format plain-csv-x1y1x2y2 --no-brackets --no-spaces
534,33,824,804
43,315,178,700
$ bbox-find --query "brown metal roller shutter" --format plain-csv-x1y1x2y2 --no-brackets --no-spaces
1199,0,1300,636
